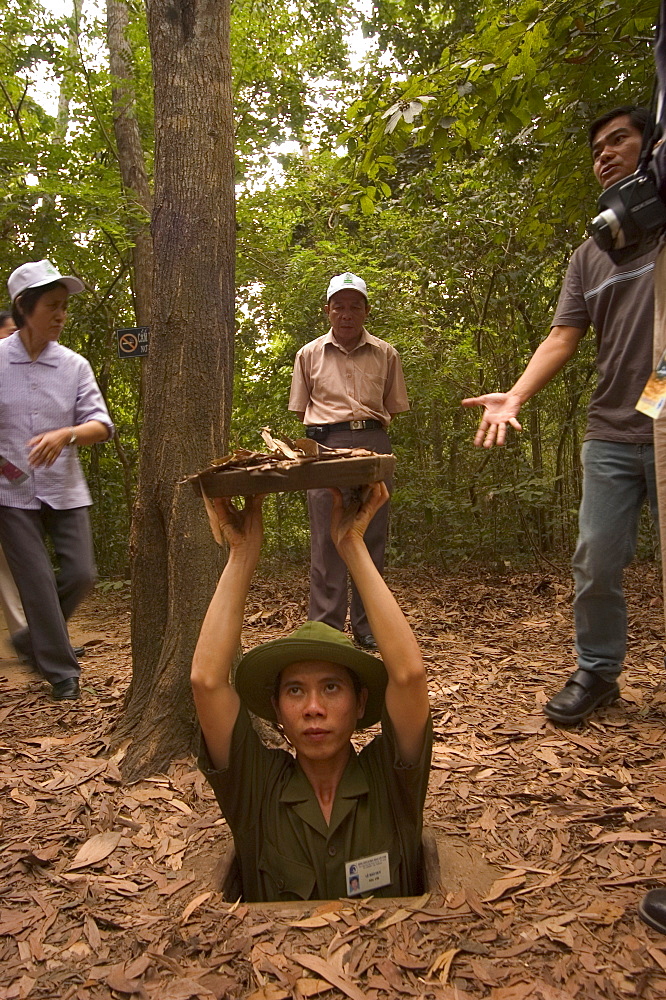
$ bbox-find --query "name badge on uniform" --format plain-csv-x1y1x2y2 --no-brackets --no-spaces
345,852,391,896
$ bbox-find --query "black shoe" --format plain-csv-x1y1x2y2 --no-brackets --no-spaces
72,646,86,658
543,669,619,726
639,888,666,934
353,632,378,651
52,677,80,701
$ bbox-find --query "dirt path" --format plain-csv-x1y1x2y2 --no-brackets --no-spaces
2,565,666,999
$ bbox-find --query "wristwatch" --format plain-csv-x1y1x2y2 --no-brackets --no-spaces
68,429,77,446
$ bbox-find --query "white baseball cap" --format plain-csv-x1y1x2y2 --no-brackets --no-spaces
8,259,85,302
326,272,368,302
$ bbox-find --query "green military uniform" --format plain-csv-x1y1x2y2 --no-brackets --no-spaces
199,707,432,902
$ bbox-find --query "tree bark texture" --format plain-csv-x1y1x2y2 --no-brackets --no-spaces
106,0,153,328
118,0,235,779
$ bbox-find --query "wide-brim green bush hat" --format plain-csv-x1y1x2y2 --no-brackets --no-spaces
235,621,387,729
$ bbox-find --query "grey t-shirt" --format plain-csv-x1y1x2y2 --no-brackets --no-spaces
551,236,657,443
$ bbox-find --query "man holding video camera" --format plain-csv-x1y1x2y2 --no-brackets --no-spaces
463,105,658,727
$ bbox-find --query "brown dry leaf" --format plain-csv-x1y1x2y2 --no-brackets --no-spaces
294,978,331,998
578,900,625,924
161,978,216,999
428,947,459,983
157,876,197,896
4,976,36,999
289,916,330,929
647,946,666,973
68,830,122,869
124,955,153,979
533,748,560,767
464,888,485,916
106,966,147,997
489,984,535,1000
620,685,643,704
535,984,585,1000
5,568,666,1000
180,891,212,923
392,946,428,971
246,988,290,1000
590,830,666,845
469,957,502,986
650,783,666,805
9,789,36,815
377,907,413,929
483,873,527,902
84,913,102,950
291,953,366,1000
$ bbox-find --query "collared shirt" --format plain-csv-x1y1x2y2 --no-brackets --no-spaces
551,236,657,443
199,707,432,902
288,329,409,426
0,334,114,509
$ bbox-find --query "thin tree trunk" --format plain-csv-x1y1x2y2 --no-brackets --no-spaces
33,0,80,255
106,0,153,327
117,0,235,779
54,1,80,142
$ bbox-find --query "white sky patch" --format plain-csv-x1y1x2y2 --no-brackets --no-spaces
30,0,104,116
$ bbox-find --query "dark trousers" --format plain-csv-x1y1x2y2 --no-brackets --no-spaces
0,504,96,685
307,426,393,635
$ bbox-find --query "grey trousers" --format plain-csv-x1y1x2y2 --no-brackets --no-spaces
0,505,96,685
307,426,393,635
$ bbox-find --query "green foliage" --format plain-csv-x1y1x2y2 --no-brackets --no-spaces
0,0,366,576
0,0,659,573
340,0,655,227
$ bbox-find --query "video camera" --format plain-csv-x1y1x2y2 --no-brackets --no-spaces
590,166,666,259
589,1,666,261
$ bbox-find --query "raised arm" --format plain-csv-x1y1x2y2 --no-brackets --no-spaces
191,494,265,770
329,483,429,764
462,325,585,448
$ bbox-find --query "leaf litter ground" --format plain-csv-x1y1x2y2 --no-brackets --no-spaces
3,564,666,999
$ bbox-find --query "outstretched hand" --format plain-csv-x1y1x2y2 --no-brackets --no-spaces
461,392,523,448
329,481,389,552
212,494,265,557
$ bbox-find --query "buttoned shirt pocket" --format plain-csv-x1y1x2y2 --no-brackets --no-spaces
258,839,316,901
358,370,386,412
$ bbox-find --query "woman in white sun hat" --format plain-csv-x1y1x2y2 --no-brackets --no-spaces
0,260,114,701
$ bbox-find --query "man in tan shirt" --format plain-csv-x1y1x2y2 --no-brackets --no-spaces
289,272,409,649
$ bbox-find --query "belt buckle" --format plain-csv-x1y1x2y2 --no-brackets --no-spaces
350,419,363,430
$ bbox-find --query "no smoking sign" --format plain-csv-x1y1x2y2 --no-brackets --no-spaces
116,327,150,358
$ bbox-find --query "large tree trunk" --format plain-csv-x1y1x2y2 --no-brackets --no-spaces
117,0,235,779
106,0,153,327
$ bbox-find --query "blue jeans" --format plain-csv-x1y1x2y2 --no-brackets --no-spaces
573,440,658,681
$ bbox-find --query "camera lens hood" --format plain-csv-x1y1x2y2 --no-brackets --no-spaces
590,208,622,251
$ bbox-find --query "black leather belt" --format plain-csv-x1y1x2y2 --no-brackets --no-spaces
306,419,383,439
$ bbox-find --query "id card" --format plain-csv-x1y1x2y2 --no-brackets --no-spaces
636,349,666,419
345,851,391,897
